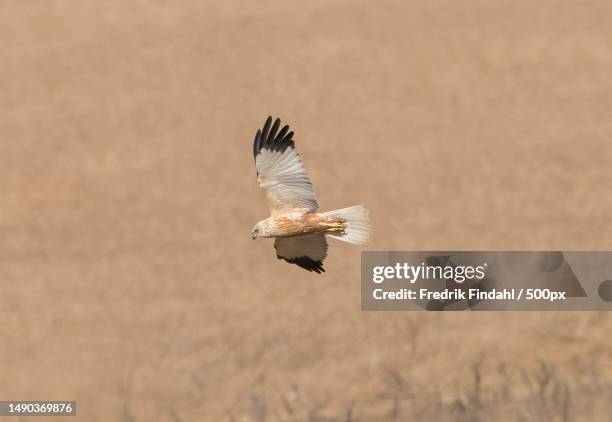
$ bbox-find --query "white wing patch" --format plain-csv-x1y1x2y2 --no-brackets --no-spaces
253,117,318,213
274,233,328,273
256,147,318,212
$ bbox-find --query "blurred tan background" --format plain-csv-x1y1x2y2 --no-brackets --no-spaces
1,1,612,421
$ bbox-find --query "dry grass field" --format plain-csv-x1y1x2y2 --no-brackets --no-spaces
1,1,612,420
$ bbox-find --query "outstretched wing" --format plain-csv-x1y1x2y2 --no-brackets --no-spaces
253,116,318,213
274,233,328,273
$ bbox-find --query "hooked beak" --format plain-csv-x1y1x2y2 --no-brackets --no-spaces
251,232,257,240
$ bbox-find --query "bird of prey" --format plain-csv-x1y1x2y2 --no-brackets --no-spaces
251,116,371,273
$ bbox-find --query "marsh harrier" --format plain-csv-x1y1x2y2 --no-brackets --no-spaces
251,116,371,273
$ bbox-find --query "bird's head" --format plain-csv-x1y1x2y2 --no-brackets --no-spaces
250,223,261,240
251,220,274,239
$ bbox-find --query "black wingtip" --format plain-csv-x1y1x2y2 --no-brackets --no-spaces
275,125,289,142
280,256,325,273
260,116,272,143
268,118,280,143
253,128,262,159
253,116,296,159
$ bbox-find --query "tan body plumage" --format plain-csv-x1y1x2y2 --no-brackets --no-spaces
257,213,346,238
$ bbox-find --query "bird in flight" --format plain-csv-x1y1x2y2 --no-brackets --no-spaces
251,116,371,273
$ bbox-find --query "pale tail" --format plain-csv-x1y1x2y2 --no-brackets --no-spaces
322,205,371,245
